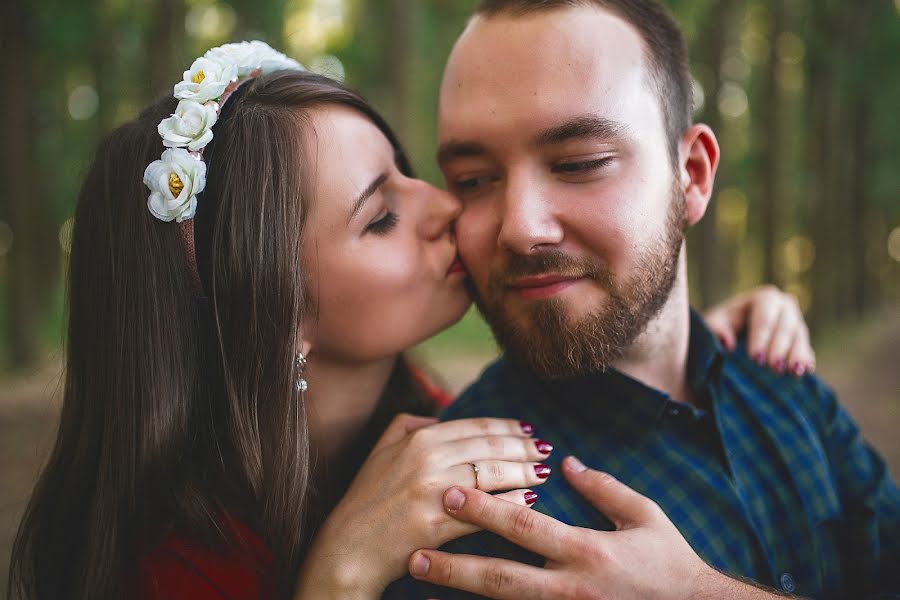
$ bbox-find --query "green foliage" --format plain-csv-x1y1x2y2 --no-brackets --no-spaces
2,0,898,368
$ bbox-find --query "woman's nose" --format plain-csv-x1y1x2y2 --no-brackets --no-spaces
417,181,463,240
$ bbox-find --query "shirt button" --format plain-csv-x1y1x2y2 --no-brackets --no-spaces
779,572,796,593
666,405,681,417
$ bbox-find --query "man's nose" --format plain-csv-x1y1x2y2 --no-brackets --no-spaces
417,182,463,240
497,173,563,254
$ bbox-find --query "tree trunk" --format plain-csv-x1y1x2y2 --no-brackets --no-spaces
760,0,785,285
1,0,42,367
692,0,739,307
147,0,185,98
841,0,878,317
384,0,419,152
806,1,840,333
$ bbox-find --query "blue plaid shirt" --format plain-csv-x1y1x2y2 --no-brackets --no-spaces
385,311,900,599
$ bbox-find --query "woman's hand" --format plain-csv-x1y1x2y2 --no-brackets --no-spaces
704,285,815,376
293,413,551,598
409,457,785,600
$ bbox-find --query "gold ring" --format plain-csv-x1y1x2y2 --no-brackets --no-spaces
470,463,480,490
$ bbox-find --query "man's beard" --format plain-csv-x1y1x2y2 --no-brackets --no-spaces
469,185,687,379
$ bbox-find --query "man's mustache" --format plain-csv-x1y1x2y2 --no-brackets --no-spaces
488,250,613,290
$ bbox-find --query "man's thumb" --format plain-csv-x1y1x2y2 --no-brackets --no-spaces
562,456,658,529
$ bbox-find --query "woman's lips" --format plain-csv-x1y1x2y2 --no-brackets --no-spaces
509,275,583,300
447,256,466,276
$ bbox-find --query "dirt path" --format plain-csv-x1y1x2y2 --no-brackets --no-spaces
1,313,897,596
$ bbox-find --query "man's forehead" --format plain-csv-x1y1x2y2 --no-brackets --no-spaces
439,4,651,141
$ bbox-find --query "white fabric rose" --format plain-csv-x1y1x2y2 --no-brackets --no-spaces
173,56,238,104
259,52,304,74
247,40,304,74
206,40,304,76
205,41,261,77
157,100,219,151
143,148,207,223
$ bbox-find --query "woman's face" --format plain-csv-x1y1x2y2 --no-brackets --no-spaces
300,105,471,362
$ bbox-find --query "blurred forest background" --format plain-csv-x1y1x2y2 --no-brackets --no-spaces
0,0,898,595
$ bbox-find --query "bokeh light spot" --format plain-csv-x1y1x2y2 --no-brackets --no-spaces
782,235,816,273
888,226,900,262
68,85,99,121
718,82,749,119
59,218,74,254
690,74,705,115
186,3,237,40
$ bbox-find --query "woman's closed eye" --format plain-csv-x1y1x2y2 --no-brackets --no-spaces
366,210,399,235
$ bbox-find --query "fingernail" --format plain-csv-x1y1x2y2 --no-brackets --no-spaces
753,352,765,366
520,421,534,434
793,362,806,376
566,455,587,472
444,487,466,511
534,439,553,454
410,553,431,577
524,491,538,506
534,463,551,479
774,359,786,373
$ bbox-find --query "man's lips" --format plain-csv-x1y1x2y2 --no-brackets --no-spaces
508,274,584,300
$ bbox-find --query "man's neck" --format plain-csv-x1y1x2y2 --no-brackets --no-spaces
611,250,694,405
304,353,398,461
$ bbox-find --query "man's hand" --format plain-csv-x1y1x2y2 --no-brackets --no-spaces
408,456,791,600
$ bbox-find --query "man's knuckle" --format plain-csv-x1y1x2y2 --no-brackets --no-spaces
510,507,537,538
644,498,666,521
411,479,441,502
482,564,513,594
573,537,606,563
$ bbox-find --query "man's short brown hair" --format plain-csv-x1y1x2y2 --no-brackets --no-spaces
476,0,692,165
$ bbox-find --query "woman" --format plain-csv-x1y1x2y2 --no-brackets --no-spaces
8,43,814,600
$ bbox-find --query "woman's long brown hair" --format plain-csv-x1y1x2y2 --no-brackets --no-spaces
8,71,434,600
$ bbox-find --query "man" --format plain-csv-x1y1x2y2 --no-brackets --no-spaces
384,1,900,598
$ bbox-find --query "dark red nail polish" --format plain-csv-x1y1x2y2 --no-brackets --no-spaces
775,359,786,373
534,463,551,479
520,421,534,434
534,440,553,454
753,352,765,365
524,491,538,506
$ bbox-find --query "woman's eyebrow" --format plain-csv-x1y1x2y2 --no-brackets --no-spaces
348,172,388,224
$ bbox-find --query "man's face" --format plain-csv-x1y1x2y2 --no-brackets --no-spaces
438,5,687,377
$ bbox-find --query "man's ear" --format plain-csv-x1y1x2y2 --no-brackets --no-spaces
678,124,720,226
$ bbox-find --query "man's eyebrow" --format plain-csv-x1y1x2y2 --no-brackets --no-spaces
436,141,488,166
535,116,629,146
436,117,628,165
348,172,388,224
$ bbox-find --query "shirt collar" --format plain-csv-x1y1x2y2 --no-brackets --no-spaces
503,309,725,444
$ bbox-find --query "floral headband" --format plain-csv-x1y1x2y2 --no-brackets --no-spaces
142,41,304,295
